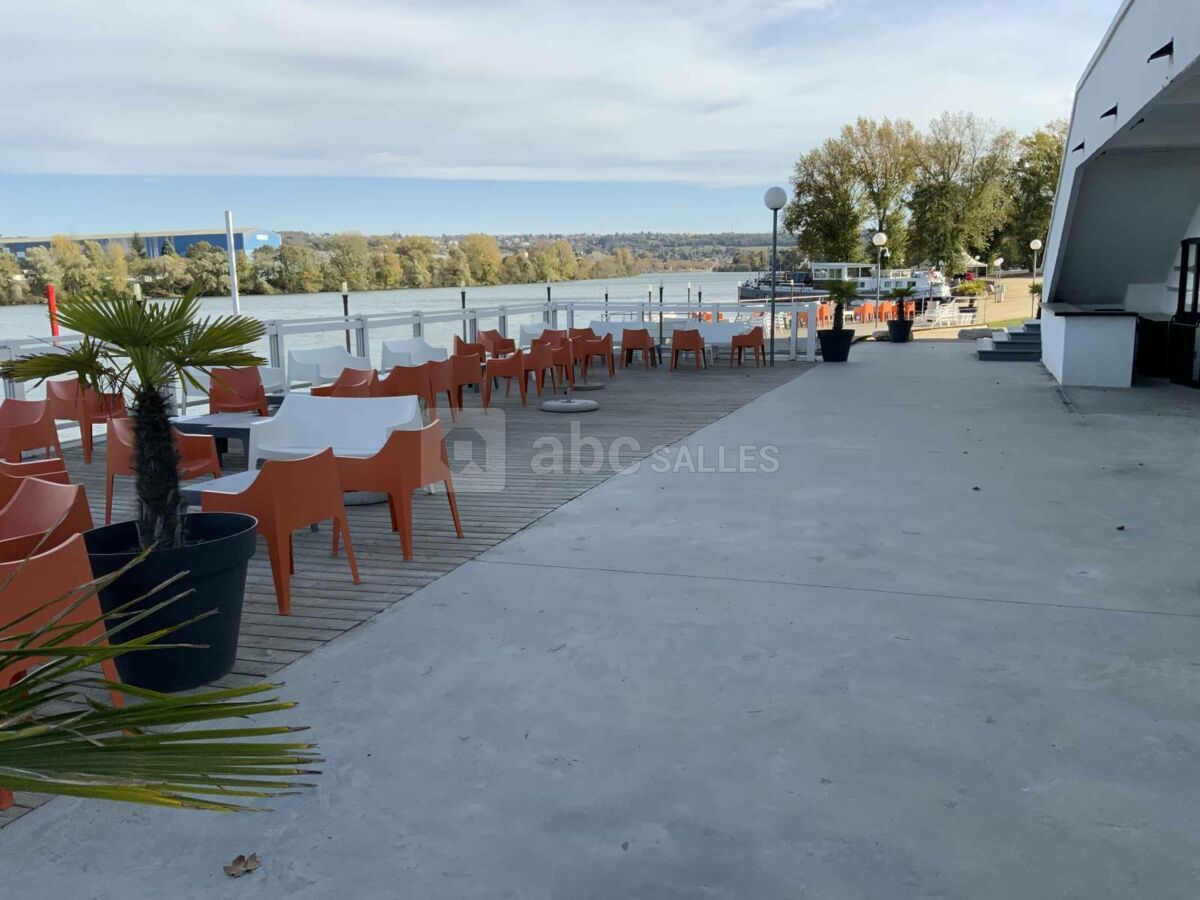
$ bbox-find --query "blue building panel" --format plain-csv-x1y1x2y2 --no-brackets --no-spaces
0,229,281,260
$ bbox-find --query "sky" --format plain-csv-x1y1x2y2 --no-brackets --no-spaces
0,0,1116,236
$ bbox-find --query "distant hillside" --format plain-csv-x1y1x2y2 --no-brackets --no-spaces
279,231,776,266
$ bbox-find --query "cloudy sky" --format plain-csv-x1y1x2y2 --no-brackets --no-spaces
2,0,1115,234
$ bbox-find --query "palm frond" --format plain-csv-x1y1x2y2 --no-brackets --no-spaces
0,551,318,811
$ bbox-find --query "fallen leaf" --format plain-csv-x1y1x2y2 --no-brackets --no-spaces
224,853,263,878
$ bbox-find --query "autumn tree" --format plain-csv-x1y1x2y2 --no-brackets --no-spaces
325,232,371,290
784,140,863,261
907,112,1015,267
991,119,1067,264
841,116,916,263
459,234,503,285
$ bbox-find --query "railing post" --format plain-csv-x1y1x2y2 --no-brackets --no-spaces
354,315,370,360
788,301,798,361
498,306,508,337
468,309,478,343
567,302,575,330
805,301,817,362
0,344,24,399
412,311,424,339
266,321,283,369
551,302,559,330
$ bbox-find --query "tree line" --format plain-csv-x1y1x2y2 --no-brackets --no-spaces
784,113,1066,272
0,233,699,305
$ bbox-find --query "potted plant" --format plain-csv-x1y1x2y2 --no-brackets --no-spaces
0,559,318,810
0,284,266,692
818,279,860,362
885,286,916,343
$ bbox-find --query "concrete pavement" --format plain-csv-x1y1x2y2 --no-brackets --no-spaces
2,342,1198,898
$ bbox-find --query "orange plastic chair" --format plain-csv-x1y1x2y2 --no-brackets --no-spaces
621,329,657,369
569,327,597,343
451,353,484,414
105,417,221,524
550,339,578,387
904,300,917,319
730,326,766,368
375,363,433,409
522,342,558,396
311,367,377,398
670,329,707,371
582,334,616,377
335,423,463,561
817,304,832,327
202,449,359,615
0,399,62,464
0,459,69,505
877,301,896,322
0,534,125,810
483,349,527,409
425,358,456,420
0,478,94,563
46,379,127,465
454,335,488,360
208,367,269,415
857,302,876,323
478,329,516,358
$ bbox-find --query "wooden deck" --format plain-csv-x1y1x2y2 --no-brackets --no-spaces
1,358,811,826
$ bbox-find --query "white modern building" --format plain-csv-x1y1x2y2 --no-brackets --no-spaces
1042,0,1200,387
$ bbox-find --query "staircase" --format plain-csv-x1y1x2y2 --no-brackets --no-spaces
976,321,1041,361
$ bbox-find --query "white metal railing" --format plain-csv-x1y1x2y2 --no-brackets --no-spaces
0,298,821,401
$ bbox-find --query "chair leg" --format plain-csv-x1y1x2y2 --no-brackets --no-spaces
397,491,414,560
105,474,115,524
266,533,292,615
81,424,93,465
100,659,126,708
444,477,464,538
335,515,361,584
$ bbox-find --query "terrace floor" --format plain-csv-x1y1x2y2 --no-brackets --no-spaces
4,343,1200,898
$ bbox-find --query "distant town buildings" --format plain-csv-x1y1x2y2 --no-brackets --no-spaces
0,228,281,259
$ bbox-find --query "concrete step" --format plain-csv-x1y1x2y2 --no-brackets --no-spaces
1004,329,1041,343
976,337,1041,361
1022,320,1041,333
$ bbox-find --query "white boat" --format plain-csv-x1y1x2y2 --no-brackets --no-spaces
739,262,952,302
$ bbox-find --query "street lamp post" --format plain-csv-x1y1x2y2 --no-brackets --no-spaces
1029,239,1044,318
991,257,1004,326
872,232,888,322
764,186,788,366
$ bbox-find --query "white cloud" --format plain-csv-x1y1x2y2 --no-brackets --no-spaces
0,0,1113,185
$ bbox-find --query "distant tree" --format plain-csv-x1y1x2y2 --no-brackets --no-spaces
129,232,146,259
50,236,100,294
434,247,472,287
21,247,61,296
784,141,863,261
326,232,371,291
501,251,537,284
907,112,1015,266
276,245,323,293
369,249,405,288
841,116,916,263
991,119,1067,264
0,252,28,305
250,245,280,291
139,254,192,296
161,236,176,256
459,234,503,285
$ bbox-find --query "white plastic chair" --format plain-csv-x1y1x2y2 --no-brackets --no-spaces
286,346,372,390
381,338,447,370
519,323,552,347
247,395,421,469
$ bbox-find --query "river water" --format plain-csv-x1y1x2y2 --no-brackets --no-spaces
0,270,754,398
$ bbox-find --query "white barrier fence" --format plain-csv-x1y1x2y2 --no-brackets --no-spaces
0,298,821,401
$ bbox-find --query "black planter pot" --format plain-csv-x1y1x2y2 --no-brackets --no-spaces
887,319,914,343
817,328,854,362
84,512,258,692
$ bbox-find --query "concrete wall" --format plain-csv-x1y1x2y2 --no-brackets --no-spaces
1044,0,1200,305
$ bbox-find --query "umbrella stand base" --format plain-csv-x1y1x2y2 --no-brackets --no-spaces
542,398,599,413
571,382,605,391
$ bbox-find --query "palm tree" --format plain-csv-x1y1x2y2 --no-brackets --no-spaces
0,559,317,810
822,279,862,331
0,284,264,549
887,285,918,321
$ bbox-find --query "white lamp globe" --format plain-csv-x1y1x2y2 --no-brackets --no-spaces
994,257,1005,267
1030,239,1043,252
872,232,888,248
763,187,787,211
